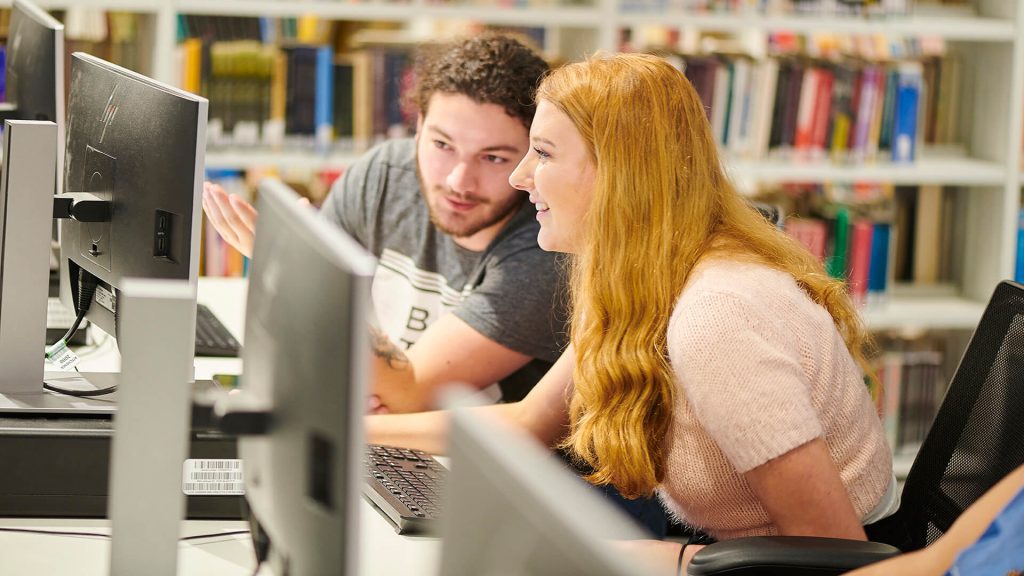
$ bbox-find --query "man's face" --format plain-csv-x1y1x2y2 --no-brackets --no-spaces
416,92,530,247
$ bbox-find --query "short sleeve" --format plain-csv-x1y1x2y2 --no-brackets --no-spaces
319,144,385,248
453,245,568,363
669,289,823,473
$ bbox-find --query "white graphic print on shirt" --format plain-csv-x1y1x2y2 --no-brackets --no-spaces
372,249,473,349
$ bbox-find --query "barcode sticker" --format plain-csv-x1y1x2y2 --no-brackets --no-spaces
182,459,245,495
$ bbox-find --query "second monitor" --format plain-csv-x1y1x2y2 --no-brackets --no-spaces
221,177,376,576
0,51,209,412
59,51,207,342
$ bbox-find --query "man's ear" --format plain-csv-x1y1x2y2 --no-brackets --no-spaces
415,113,424,143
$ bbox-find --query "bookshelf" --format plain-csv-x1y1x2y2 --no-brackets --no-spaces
0,0,1017,331
0,1,1020,321
163,0,1021,477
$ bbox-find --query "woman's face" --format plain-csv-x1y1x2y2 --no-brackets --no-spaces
509,99,597,254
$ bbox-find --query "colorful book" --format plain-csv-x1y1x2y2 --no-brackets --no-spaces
1016,208,1024,283
314,45,334,153
913,185,943,284
892,61,923,163
848,219,874,306
867,222,892,304
826,205,850,280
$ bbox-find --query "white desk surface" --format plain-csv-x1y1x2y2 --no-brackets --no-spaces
0,504,442,576
4,276,442,575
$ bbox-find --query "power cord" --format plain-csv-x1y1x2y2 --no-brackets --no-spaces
41,382,118,397
0,527,251,541
0,527,109,539
46,269,98,348
42,269,118,398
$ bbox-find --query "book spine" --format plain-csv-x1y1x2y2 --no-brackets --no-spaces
314,45,335,153
892,61,923,163
1016,207,1024,283
848,219,874,307
867,221,891,305
826,205,850,280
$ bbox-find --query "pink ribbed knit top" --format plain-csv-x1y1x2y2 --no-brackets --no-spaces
658,260,892,540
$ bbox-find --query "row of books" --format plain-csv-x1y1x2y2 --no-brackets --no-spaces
680,53,957,164
179,37,418,152
422,0,594,6
766,183,958,306
177,13,363,46
784,209,893,307
621,0,916,16
178,16,545,152
874,345,948,455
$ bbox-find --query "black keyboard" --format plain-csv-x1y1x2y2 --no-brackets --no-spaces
195,303,241,357
363,444,447,534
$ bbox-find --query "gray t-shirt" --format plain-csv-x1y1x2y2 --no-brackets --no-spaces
321,138,568,402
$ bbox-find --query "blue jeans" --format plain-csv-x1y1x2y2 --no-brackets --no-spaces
593,482,669,539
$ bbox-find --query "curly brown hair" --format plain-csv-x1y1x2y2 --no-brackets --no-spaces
411,32,549,129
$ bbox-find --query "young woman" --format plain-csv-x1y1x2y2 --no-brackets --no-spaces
368,52,896,572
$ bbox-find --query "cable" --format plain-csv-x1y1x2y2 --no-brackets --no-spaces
178,529,252,541
0,527,251,542
41,382,118,397
48,308,88,349
0,527,109,539
44,270,99,349
42,269,119,397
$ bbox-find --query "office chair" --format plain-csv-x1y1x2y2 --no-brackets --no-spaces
688,280,1024,575
751,202,785,229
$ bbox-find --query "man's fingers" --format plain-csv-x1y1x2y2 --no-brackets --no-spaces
229,193,259,232
202,186,240,247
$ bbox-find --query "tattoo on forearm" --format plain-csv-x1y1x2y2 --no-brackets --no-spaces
370,327,410,371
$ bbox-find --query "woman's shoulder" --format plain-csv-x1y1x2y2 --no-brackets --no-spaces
679,259,798,309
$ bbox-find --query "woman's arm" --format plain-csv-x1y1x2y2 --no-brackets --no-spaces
365,346,576,454
616,540,705,576
846,463,1024,576
746,437,867,540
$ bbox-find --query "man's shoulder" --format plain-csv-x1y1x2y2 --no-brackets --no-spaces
343,138,420,210
488,204,545,257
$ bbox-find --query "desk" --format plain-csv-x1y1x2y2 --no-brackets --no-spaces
1,277,443,575
67,277,246,381
0,501,442,575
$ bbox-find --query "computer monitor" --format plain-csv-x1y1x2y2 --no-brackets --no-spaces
228,177,375,576
2,0,65,195
441,409,660,576
58,52,207,341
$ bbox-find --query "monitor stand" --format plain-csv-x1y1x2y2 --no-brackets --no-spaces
0,119,213,417
0,373,120,414
0,120,60,405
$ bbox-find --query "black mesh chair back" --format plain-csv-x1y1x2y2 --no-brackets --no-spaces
751,202,784,228
868,280,1024,551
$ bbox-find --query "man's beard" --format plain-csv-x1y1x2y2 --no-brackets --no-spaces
417,167,524,239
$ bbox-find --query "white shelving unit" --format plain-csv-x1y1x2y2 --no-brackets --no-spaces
193,0,1023,335
1,0,1021,333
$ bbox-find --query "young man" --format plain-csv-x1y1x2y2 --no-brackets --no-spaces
202,34,566,414
206,35,668,538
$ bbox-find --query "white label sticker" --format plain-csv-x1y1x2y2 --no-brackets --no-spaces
45,340,81,371
182,459,245,496
94,284,117,314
